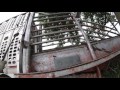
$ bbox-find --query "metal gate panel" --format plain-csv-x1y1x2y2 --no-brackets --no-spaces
30,12,120,74
0,12,30,74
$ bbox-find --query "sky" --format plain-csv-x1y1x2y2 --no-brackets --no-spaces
0,12,25,23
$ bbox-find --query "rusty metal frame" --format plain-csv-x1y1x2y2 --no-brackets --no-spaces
31,12,119,54
14,12,120,78
0,12,119,78
15,41,120,78
22,12,35,73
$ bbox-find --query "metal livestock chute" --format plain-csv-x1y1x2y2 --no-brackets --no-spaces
0,12,120,78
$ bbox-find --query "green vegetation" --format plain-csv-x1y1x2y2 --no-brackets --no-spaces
102,55,120,78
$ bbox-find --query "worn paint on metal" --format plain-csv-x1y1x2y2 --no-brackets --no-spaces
30,36,120,74
15,41,120,78
31,45,93,72
1,12,120,78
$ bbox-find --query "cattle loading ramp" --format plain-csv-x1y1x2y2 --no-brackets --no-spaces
0,12,120,78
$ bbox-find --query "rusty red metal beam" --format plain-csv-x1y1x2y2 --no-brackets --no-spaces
15,44,120,78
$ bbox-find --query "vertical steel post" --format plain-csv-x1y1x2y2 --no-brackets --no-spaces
22,12,35,73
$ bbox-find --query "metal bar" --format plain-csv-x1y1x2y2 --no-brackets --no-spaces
22,12,34,73
19,15,25,26
22,13,30,24
31,35,83,45
87,35,106,39
34,12,70,18
36,12,49,15
32,24,76,32
42,34,83,39
114,22,119,27
33,15,72,22
41,33,69,39
0,22,7,46
15,47,120,78
31,29,79,38
7,18,16,30
42,38,84,47
41,33,81,40
12,15,22,29
96,66,102,78
114,12,120,26
1,22,7,32
82,24,119,35
32,24,118,36
32,25,117,35
109,19,120,34
33,19,74,26
82,20,116,30
32,29,111,42
0,12,27,25
4,18,13,31
72,13,97,60
87,23,101,41
83,29,113,38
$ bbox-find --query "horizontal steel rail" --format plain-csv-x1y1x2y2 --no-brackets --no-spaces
31,29,79,38
32,24,76,32
31,35,83,45
33,15,72,22
34,12,70,18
